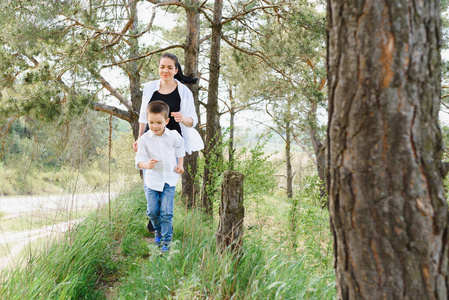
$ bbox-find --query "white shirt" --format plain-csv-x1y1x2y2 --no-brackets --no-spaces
135,128,185,192
139,79,204,154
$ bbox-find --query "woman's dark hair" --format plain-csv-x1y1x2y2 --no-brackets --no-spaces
160,53,198,85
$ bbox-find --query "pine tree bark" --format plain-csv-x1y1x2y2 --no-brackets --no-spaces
327,1,448,299
229,86,236,171
182,0,201,208
201,0,223,215
216,171,244,253
129,0,142,140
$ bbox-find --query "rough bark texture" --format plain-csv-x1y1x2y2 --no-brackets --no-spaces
216,171,244,253
201,0,223,215
327,1,448,299
182,0,201,208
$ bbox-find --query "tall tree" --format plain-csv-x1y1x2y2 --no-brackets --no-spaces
327,0,449,298
182,0,201,207
220,0,327,200
201,0,224,215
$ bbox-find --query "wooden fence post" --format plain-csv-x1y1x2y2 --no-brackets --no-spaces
216,171,244,253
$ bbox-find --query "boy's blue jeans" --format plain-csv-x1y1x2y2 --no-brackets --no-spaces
144,183,175,246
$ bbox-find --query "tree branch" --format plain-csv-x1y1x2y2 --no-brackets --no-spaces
101,44,185,68
221,35,298,86
221,5,279,26
291,131,316,165
92,102,132,122
95,74,135,113
60,2,182,40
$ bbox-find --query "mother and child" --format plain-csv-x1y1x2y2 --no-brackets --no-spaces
133,53,203,254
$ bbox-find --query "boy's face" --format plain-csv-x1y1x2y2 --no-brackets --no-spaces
148,112,169,136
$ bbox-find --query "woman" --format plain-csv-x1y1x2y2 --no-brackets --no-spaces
133,53,203,234
133,53,203,154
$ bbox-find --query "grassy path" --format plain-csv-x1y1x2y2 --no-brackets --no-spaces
0,187,336,299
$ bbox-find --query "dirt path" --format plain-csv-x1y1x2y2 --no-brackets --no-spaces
0,192,116,270
0,192,114,215
0,219,84,270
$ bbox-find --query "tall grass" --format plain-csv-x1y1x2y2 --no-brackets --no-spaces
112,192,335,299
0,187,336,299
0,188,147,299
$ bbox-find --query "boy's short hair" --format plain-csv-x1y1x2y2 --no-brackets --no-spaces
147,100,170,119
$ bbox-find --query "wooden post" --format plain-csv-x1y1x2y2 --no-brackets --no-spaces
216,171,244,253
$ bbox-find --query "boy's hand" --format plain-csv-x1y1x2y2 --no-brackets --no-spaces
175,164,184,174
148,158,158,169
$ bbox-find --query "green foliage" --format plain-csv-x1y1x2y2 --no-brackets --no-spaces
233,138,279,196
199,130,229,210
300,174,326,207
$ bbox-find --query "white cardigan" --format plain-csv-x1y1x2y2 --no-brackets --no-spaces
139,79,204,154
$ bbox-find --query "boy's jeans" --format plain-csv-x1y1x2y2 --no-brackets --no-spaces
144,183,175,246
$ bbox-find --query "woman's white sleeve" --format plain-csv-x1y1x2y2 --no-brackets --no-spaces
183,89,198,127
139,85,149,124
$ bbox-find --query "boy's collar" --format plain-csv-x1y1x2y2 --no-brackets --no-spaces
148,127,168,137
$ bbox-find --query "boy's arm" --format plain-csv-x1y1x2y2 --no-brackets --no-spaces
137,159,158,169
174,133,185,174
135,138,158,169
174,157,184,174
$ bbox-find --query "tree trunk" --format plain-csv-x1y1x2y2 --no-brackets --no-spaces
216,171,244,253
182,0,201,208
308,102,326,205
286,100,293,199
201,0,223,215
286,122,293,198
327,1,448,299
128,0,142,140
229,86,236,170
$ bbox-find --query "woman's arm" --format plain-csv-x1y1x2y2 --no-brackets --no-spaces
178,82,198,128
133,123,147,152
171,112,193,127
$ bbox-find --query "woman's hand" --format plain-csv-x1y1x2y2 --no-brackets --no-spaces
133,140,138,152
171,112,184,123
172,112,193,127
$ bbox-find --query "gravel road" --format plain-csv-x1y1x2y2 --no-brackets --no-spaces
0,192,116,270
0,192,115,216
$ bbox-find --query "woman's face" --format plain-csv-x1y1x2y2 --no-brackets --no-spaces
159,57,178,81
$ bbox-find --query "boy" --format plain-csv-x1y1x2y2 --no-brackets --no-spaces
135,100,185,253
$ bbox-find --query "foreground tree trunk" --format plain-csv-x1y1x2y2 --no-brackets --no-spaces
327,1,448,299
182,0,201,208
